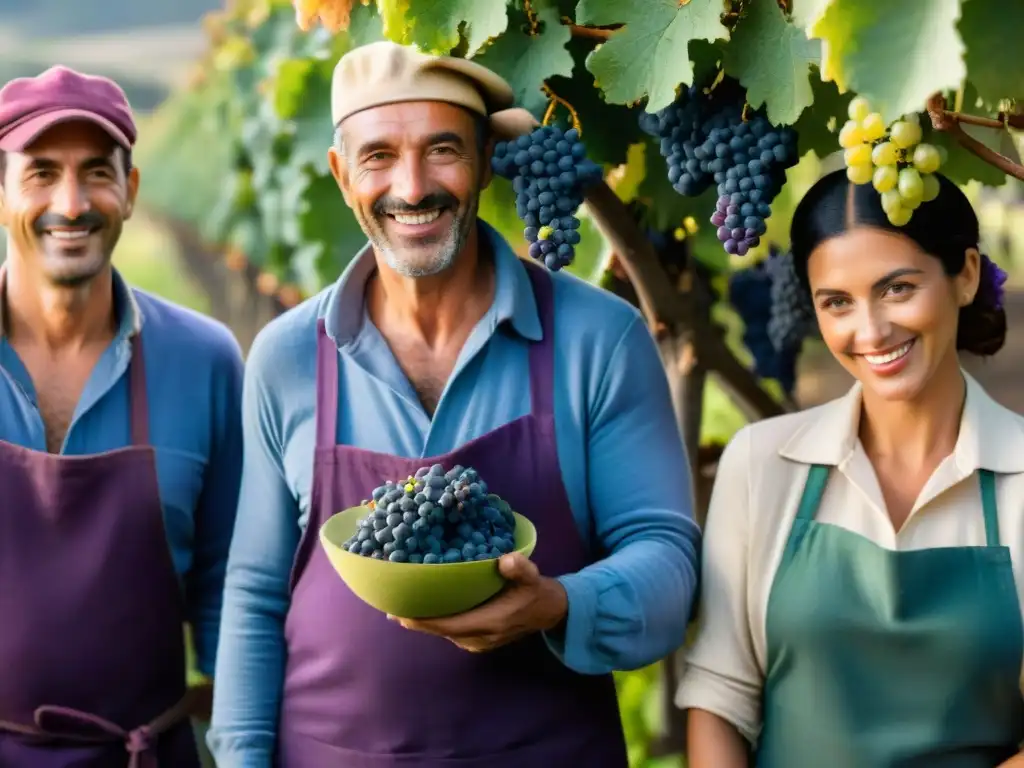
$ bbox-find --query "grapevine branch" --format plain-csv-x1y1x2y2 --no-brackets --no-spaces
926,93,1024,182
583,181,787,420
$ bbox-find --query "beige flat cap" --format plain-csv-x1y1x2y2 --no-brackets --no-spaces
331,41,538,140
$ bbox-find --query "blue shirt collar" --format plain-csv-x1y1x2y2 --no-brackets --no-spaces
0,263,142,340
323,219,543,346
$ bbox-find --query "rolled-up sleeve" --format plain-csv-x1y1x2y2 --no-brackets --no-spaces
675,425,762,743
543,315,701,674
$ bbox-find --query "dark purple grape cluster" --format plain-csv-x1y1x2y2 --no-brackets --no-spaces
728,263,798,395
639,80,800,256
342,464,517,564
765,247,816,352
491,125,604,271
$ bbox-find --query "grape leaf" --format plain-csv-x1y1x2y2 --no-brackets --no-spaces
809,0,966,125
375,0,411,43
723,0,819,126
271,59,315,119
289,67,335,175
791,72,852,160
789,0,834,30
958,0,1024,107
543,38,643,167
347,0,386,45
576,0,730,112
404,0,508,56
472,6,574,116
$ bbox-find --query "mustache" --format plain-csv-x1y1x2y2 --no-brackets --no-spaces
373,192,458,217
34,211,106,235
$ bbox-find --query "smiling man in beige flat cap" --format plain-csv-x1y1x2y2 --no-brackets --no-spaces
209,40,699,767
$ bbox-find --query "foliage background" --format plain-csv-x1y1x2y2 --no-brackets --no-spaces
4,0,1024,765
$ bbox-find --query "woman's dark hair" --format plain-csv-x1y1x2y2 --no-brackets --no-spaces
789,169,1005,356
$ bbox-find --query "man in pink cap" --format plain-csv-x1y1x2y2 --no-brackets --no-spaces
0,66,244,766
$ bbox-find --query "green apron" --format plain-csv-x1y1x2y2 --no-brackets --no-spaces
757,464,1024,767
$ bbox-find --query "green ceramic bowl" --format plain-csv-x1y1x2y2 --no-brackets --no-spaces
319,506,538,619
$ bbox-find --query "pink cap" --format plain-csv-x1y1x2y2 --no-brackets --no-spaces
0,66,137,152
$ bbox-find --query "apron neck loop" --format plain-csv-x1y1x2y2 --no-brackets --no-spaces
795,465,1002,547
315,319,339,450
127,333,149,446
978,469,1000,547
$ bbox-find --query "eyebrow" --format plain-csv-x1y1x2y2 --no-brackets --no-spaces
25,155,117,172
813,267,925,298
355,131,467,158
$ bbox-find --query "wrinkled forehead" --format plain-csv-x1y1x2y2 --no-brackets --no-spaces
340,100,480,152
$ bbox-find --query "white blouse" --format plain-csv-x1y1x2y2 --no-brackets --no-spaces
675,372,1024,743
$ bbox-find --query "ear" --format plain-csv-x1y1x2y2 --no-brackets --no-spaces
327,146,354,208
124,166,140,221
956,247,982,306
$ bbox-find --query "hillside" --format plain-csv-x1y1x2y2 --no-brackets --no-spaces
0,0,221,111
0,0,221,36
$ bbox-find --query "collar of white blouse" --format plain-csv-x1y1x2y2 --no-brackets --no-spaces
777,370,1024,519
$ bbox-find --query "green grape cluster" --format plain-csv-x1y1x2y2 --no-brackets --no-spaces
839,96,947,226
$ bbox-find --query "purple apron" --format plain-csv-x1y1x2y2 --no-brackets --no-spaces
0,333,200,768
277,264,628,766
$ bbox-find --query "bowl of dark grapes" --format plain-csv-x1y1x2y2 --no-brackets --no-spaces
319,463,537,619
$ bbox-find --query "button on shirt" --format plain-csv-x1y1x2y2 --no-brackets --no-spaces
0,267,245,677
676,372,1024,743
208,221,701,763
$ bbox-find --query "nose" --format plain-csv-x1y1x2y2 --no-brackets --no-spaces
50,174,90,220
389,154,429,206
855,302,892,351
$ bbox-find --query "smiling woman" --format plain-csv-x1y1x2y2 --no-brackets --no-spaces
678,168,1024,768
790,169,1007,404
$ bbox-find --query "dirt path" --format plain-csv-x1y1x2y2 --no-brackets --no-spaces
795,289,1024,414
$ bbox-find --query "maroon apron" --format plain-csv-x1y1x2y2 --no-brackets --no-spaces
277,263,628,766
0,333,201,768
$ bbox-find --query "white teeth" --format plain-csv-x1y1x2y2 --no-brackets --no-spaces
47,230,91,241
865,340,913,365
392,210,441,225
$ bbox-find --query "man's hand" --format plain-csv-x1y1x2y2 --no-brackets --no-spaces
391,553,568,653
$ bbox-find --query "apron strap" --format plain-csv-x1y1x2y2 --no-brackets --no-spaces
978,469,1000,547
127,333,149,446
521,262,555,418
795,464,830,522
315,319,339,450
794,466,1001,547
0,688,199,768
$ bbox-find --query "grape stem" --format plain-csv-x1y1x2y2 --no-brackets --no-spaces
926,93,1024,182
541,84,582,134
522,0,540,34
559,16,619,40
583,181,788,420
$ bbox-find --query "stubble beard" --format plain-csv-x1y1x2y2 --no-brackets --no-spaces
365,196,480,278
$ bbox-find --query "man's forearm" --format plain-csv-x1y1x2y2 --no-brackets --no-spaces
543,536,698,674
